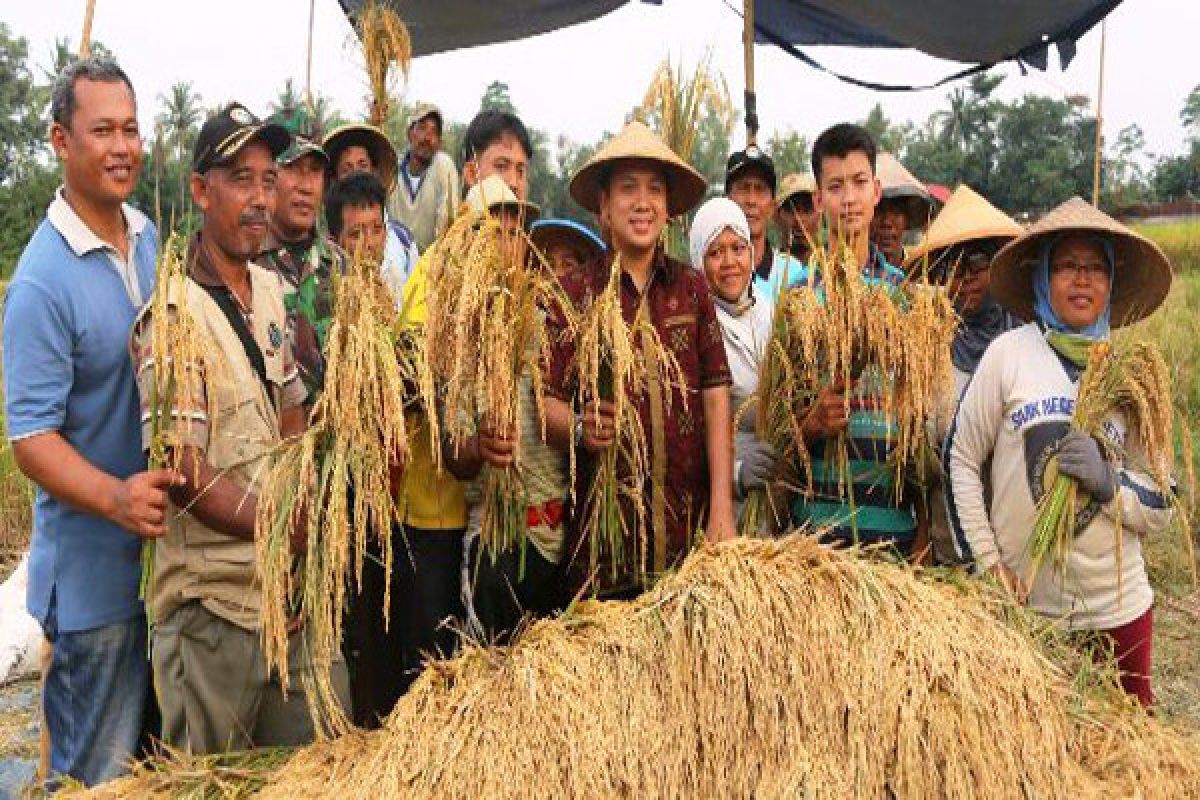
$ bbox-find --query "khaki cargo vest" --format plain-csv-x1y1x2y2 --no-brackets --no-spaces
148,264,289,631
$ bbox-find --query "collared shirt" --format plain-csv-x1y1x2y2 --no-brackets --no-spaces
132,235,306,452
46,187,149,306
547,249,732,593
130,236,304,629
3,191,158,633
258,230,341,405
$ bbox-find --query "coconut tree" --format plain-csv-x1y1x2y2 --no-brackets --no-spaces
156,81,203,221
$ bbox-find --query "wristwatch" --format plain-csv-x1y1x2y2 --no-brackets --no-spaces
573,414,585,448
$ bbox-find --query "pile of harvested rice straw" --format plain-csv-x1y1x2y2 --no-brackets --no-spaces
77,534,1200,799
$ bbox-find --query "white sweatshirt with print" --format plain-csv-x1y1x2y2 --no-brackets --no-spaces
946,323,1174,631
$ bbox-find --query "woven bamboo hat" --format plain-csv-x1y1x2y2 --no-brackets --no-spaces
776,172,816,207
905,184,1022,267
569,120,707,217
876,152,935,227
322,123,399,192
464,174,540,220
990,196,1172,327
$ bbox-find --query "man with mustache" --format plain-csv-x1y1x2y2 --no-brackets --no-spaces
259,106,340,408
130,103,349,754
4,57,170,788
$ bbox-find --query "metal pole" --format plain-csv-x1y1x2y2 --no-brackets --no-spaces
1092,19,1107,207
78,0,96,58
743,0,759,146
305,0,316,109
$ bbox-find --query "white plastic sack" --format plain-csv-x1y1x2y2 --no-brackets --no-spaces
0,554,43,685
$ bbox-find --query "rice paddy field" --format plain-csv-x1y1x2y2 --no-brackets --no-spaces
0,220,1197,796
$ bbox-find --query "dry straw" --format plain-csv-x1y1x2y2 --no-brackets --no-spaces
354,0,412,127
639,53,732,167
83,535,1200,799
420,209,570,561
1029,337,1193,581
572,254,685,585
739,234,959,536
255,245,417,735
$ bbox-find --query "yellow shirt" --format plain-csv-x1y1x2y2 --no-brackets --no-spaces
399,251,466,530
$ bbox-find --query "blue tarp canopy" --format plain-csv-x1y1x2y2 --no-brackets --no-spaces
340,1,1119,82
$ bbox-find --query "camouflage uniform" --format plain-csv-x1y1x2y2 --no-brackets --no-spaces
261,107,341,404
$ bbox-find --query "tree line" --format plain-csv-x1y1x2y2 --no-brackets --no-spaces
1,22,1198,277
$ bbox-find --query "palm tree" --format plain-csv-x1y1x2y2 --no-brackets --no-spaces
270,79,301,116
156,81,203,223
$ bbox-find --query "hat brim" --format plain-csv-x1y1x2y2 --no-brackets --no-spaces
880,192,936,228
990,225,1172,328
322,124,399,192
278,139,329,166
530,222,605,262
570,157,707,218
725,158,777,193
207,122,292,172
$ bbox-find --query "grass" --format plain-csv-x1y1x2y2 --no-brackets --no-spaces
1132,218,1200,727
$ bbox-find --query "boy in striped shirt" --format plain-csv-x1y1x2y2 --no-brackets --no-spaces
788,123,930,561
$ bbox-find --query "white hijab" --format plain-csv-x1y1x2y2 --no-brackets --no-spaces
688,197,773,413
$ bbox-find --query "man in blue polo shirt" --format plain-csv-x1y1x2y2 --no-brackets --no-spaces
3,57,181,787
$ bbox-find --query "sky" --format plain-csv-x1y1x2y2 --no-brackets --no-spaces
6,0,1197,163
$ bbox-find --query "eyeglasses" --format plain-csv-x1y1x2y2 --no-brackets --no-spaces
784,197,814,214
1049,259,1109,280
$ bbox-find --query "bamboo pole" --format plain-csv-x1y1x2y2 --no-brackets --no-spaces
78,0,96,58
743,0,758,146
1091,20,1107,207
305,0,316,109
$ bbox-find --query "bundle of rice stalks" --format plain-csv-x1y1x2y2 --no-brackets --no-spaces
420,209,569,560
1029,337,1193,577
573,254,685,585
639,53,732,166
639,53,732,256
739,236,958,536
101,534,1196,800
353,0,412,127
139,233,224,600
255,247,415,735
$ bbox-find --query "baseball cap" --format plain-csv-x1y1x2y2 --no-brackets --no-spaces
407,102,443,132
267,106,328,166
725,145,777,193
776,172,817,208
193,102,291,174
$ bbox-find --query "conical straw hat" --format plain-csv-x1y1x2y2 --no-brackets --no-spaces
569,120,708,217
877,152,934,226
905,184,1022,266
322,122,399,192
990,196,1172,327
